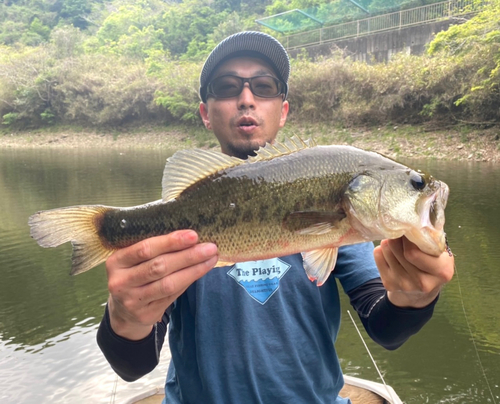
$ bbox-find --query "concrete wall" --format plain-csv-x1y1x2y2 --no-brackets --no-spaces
287,18,467,63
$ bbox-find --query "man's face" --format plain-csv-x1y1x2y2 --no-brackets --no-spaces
200,57,289,159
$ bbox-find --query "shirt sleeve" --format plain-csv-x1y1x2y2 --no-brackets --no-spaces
348,277,439,350
96,304,170,382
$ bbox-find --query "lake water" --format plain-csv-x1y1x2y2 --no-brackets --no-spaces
0,147,499,403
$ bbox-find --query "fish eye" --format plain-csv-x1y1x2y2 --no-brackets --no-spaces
409,170,426,191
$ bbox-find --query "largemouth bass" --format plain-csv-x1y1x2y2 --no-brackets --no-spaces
28,136,449,285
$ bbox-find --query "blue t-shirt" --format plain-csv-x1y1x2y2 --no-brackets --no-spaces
164,242,380,404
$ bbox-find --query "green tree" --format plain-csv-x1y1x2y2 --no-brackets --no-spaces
51,0,95,29
427,0,500,121
0,20,25,45
86,2,167,58
22,17,51,45
157,1,229,57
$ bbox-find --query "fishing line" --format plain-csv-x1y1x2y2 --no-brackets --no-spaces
454,263,497,404
110,373,118,404
347,309,398,404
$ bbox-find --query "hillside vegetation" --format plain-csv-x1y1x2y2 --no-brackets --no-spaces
0,0,499,130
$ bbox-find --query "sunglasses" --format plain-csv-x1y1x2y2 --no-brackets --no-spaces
206,75,287,99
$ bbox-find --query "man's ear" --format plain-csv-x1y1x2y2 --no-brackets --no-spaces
279,100,289,128
199,102,212,130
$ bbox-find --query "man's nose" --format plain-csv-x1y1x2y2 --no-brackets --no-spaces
237,83,255,109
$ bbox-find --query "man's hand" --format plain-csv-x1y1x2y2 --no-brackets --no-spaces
374,236,454,309
105,230,218,341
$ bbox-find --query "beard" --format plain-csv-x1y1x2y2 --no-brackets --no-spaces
226,141,260,160
226,111,270,159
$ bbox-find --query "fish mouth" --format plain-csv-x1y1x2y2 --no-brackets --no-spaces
407,181,449,256
424,183,448,229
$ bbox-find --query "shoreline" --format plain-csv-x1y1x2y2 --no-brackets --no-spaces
1,124,499,162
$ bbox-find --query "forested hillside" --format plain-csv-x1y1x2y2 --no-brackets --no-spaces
0,0,499,129
0,0,271,58
1,0,436,57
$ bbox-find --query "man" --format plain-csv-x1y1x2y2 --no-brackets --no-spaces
97,31,454,403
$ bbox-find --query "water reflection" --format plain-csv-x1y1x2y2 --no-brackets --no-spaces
0,149,499,403
0,148,169,347
0,323,171,403
0,148,173,403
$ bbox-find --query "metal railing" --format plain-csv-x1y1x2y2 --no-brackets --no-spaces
284,0,484,50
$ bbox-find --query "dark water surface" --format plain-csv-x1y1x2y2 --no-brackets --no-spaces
0,148,499,403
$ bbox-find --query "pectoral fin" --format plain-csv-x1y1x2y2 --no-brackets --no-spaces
283,211,346,235
214,260,235,268
302,247,339,286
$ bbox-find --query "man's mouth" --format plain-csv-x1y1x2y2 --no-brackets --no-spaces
237,116,258,130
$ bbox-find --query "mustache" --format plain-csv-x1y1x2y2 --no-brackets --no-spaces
230,110,263,126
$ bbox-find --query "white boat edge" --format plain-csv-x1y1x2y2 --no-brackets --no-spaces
122,386,163,404
121,375,403,404
343,375,403,404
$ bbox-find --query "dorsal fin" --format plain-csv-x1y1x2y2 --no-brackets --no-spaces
162,149,244,201
162,136,316,201
248,135,316,163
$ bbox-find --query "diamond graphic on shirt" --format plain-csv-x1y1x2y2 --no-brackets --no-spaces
227,258,291,304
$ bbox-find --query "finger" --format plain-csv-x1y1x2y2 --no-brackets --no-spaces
373,243,390,277
380,238,411,274
111,230,199,269
382,238,444,293
373,244,394,291
130,295,182,326
108,252,218,319
391,236,453,278
140,254,219,304
384,237,431,277
126,242,218,287
392,236,433,272
377,239,418,290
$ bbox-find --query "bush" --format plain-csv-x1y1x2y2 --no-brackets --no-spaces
0,45,56,128
154,61,203,125
288,52,442,126
0,46,166,128
287,41,499,127
426,0,500,123
51,54,163,126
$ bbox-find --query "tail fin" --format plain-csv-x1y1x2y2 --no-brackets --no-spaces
28,205,114,275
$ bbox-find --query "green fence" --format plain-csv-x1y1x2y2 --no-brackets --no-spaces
283,0,483,49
